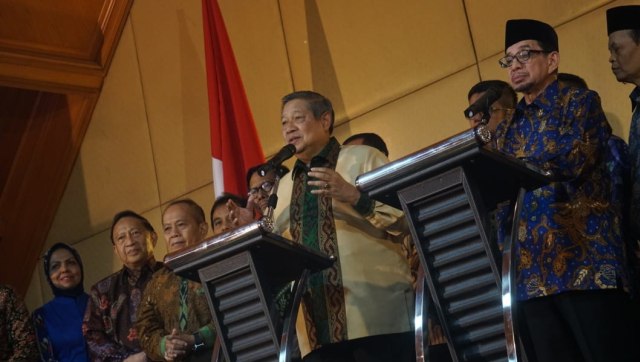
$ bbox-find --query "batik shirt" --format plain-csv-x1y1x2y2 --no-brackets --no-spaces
83,259,162,361
273,138,413,356
136,267,215,362
0,284,38,361
495,80,628,301
627,86,640,240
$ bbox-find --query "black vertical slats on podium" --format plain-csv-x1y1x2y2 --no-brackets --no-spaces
198,251,279,362
398,167,506,362
356,128,552,362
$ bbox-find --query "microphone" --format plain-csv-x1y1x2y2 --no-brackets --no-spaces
258,144,296,176
463,86,502,120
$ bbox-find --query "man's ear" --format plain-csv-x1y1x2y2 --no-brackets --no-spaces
320,111,332,132
199,222,208,239
150,231,158,248
548,51,559,74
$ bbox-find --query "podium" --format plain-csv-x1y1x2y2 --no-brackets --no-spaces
356,127,552,362
164,220,333,362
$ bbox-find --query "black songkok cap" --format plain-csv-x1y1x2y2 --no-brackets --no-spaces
607,6,640,35
505,19,558,51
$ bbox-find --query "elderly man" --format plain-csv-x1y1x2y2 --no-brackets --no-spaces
273,91,413,362
136,199,215,362
466,80,517,132
495,19,636,361
607,5,640,259
84,211,163,361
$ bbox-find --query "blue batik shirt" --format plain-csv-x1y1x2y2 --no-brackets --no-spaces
627,86,640,240
495,80,629,301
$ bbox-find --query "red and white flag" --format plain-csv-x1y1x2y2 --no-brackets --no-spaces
202,0,264,197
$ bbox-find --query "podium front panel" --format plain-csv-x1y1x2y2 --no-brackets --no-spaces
164,221,333,362
399,167,506,361
356,129,552,362
199,251,280,361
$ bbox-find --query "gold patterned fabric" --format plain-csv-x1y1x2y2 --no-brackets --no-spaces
135,267,215,362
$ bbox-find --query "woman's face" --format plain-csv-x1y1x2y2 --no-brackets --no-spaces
48,248,82,290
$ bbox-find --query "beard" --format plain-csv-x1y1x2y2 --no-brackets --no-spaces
512,79,534,93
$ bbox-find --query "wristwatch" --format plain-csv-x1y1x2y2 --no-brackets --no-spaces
192,332,205,352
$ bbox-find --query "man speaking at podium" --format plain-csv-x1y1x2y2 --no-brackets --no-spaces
272,91,414,362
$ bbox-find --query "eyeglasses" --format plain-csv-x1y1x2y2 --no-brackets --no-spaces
490,107,514,114
498,49,550,68
248,180,274,196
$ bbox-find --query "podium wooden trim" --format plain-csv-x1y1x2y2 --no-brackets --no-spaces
164,221,333,362
356,128,551,362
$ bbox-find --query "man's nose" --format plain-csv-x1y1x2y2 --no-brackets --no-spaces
124,234,136,246
169,226,179,237
509,58,523,70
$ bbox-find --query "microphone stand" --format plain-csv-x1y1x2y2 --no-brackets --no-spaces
259,166,288,232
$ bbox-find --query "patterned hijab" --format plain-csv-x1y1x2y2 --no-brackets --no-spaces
43,242,85,297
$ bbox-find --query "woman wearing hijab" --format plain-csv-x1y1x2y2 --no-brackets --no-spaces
32,243,89,361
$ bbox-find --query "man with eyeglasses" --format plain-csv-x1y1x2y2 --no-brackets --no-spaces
495,19,636,362
466,80,517,132
245,164,289,215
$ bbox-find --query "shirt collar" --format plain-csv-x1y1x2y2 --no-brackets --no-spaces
123,256,158,277
517,79,559,114
292,137,340,178
630,86,640,112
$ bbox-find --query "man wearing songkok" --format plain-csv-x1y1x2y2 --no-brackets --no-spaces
495,18,637,361
273,90,414,362
607,5,640,294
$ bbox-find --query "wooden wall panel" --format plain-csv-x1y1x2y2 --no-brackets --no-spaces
0,0,133,295
218,0,294,157
0,91,98,294
0,87,37,194
465,0,612,61
332,67,479,159
129,0,212,203
46,21,160,247
278,0,475,127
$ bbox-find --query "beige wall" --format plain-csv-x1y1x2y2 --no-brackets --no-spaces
25,0,639,309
